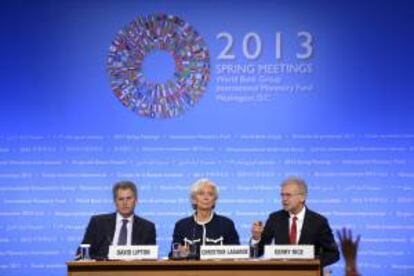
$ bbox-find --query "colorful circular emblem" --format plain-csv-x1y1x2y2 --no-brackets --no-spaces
107,14,210,119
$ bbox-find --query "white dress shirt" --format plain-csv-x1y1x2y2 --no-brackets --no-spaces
112,213,134,245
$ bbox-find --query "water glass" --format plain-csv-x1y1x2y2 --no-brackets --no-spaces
79,244,91,260
171,242,181,259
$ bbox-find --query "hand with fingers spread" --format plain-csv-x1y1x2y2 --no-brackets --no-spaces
336,228,360,276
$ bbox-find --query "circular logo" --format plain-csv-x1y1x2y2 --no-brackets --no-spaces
107,14,210,119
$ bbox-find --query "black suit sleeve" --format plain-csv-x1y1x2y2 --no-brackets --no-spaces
80,216,96,243
145,221,156,245
317,217,340,267
168,221,185,258
171,222,184,245
77,216,97,258
133,217,157,245
77,216,110,259
224,220,240,245
256,214,277,256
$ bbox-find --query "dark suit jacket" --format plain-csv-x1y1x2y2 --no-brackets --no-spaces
257,208,339,267
79,213,156,259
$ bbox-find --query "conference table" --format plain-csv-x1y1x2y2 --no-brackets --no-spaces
67,259,321,276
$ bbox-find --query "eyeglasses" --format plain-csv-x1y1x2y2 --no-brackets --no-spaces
280,193,302,198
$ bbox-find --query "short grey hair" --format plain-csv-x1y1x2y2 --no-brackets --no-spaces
112,180,138,201
281,176,308,197
190,178,219,210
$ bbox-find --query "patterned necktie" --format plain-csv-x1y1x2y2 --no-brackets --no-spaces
118,219,128,245
289,216,298,244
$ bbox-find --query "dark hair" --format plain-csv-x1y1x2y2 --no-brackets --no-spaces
112,180,138,201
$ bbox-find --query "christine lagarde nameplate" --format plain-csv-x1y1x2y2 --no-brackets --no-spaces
200,245,250,260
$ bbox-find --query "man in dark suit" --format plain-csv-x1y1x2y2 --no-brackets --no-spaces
251,177,339,268
78,181,156,259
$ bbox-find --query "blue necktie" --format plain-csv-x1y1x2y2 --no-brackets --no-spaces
118,219,128,245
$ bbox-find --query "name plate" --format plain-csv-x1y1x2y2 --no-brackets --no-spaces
200,245,250,260
264,245,314,260
108,245,158,260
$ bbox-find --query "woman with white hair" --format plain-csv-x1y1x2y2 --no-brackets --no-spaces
170,178,239,259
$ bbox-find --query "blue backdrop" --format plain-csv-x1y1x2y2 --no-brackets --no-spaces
0,0,413,275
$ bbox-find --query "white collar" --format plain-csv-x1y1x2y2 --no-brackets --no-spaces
290,205,306,221
193,211,214,225
116,212,134,223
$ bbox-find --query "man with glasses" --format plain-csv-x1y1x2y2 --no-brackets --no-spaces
251,177,339,267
